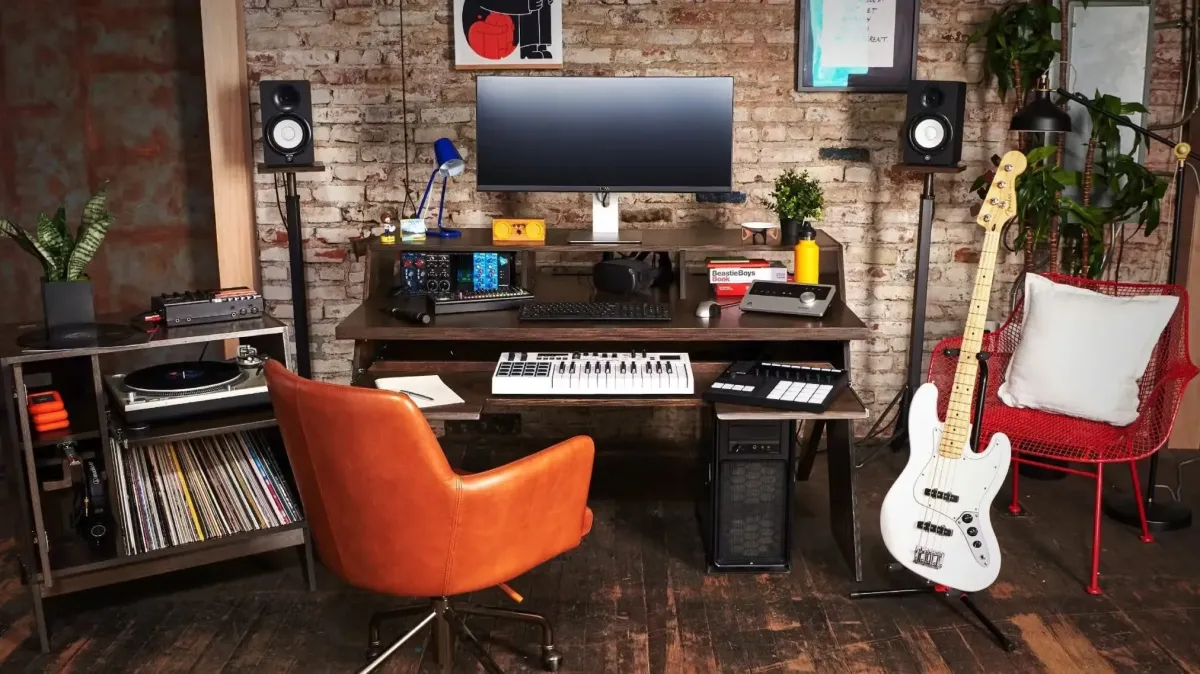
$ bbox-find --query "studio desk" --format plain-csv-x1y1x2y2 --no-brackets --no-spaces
337,228,871,579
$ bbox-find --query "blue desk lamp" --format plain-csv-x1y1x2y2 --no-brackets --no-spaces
417,138,465,238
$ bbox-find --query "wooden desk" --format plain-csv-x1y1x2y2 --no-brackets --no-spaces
338,228,870,578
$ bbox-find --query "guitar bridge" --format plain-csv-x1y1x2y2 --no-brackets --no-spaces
913,547,944,570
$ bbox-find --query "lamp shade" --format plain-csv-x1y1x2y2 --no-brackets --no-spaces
1010,89,1073,134
434,138,465,177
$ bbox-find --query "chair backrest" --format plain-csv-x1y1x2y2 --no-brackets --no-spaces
1001,273,1193,406
265,361,460,597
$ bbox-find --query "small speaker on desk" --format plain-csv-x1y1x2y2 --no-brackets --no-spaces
260,80,315,168
701,416,796,571
902,80,966,167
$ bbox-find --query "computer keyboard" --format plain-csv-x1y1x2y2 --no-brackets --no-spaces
518,301,671,322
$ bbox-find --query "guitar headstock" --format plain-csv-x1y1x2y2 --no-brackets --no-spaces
976,150,1027,232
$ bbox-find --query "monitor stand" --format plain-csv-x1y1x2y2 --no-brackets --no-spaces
568,192,642,244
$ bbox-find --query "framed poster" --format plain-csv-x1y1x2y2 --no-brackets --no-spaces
796,0,919,92
454,0,563,70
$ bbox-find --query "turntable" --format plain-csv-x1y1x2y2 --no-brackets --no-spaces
104,356,270,424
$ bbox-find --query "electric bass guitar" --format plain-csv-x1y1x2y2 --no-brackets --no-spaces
879,150,1026,593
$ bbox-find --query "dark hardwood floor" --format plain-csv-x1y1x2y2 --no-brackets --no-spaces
2,438,1200,673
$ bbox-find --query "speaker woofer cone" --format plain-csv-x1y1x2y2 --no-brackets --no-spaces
908,115,951,154
265,113,313,158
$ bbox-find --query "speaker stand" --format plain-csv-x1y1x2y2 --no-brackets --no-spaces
257,162,327,379
857,164,965,468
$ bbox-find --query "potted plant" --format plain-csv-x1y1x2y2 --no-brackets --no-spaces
767,169,824,245
0,187,113,333
970,2,1061,107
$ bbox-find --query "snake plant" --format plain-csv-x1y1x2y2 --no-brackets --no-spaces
0,187,113,281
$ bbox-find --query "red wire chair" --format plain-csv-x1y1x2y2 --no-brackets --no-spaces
927,273,1197,595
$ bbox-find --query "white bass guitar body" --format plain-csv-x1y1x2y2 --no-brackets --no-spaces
880,383,1010,592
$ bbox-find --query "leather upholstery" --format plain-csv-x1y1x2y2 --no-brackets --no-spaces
265,361,595,597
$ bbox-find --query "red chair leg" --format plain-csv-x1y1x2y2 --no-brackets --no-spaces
1128,461,1155,544
1087,463,1104,596
1008,456,1022,515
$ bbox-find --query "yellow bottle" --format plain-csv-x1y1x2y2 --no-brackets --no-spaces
793,222,819,284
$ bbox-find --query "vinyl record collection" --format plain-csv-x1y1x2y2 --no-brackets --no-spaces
109,430,302,555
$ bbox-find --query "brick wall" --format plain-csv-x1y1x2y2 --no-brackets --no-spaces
243,0,1184,427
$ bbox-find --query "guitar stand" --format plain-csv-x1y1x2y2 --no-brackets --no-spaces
851,349,1016,653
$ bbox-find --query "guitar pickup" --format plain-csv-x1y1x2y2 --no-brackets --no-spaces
916,521,953,537
923,487,960,503
913,547,945,569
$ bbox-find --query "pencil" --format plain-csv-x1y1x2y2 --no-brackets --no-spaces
396,389,435,402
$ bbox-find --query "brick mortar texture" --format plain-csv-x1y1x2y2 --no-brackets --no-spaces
244,0,1184,434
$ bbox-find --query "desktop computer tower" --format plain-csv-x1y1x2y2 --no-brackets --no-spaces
700,413,796,571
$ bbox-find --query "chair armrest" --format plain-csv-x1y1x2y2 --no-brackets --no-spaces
445,436,595,594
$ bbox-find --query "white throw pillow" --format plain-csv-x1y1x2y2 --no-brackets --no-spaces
997,274,1178,426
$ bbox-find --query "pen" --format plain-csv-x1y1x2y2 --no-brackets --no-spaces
395,389,435,402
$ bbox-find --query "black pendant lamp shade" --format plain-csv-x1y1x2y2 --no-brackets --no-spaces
1010,87,1073,134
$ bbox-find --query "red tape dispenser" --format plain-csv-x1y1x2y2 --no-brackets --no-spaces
28,391,69,433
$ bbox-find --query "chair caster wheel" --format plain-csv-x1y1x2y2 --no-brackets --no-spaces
541,647,563,672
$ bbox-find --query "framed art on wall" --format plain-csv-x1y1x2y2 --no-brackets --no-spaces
454,0,563,70
796,0,919,92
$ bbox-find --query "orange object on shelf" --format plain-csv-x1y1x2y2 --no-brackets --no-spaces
34,418,70,433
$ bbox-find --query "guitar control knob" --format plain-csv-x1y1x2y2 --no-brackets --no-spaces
967,527,978,536
961,513,973,523
972,541,982,549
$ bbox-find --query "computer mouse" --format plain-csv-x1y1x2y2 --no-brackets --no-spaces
695,300,721,318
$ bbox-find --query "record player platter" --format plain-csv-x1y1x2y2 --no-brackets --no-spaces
124,361,245,394
105,360,269,424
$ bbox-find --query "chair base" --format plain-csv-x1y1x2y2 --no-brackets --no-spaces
363,598,561,674
1104,494,1193,533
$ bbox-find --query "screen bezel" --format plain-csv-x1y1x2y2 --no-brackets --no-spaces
475,76,735,194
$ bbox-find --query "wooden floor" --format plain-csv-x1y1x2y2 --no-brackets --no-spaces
3,439,1200,673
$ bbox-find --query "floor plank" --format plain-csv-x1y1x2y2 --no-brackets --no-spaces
1,443,1200,672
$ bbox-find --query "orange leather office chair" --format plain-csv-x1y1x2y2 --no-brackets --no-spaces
265,361,595,673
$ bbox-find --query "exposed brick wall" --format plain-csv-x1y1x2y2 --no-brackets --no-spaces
243,0,1184,428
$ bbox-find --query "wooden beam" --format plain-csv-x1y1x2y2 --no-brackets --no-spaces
1171,119,1200,450
201,0,258,292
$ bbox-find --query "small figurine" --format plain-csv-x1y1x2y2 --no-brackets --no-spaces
380,214,397,245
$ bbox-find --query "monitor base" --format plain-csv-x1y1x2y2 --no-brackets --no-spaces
567,233,644,244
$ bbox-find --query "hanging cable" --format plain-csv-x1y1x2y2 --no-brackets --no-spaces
397,0,418,218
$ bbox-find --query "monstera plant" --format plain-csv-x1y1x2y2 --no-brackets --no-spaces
0,187,114,331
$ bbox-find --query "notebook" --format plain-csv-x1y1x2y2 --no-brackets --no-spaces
373,375,465,409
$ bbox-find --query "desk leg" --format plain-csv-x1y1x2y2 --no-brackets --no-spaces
678,250,688,300
827,420,862,581
795,420,825,482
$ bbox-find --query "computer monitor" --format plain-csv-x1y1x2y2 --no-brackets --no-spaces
476,76,734,243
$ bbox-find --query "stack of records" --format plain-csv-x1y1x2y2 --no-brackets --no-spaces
110,430,303,555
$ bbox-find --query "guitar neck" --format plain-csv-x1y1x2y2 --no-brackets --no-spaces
938,228,1002,459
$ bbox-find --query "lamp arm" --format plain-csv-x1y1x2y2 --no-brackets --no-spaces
1055,88,1192,161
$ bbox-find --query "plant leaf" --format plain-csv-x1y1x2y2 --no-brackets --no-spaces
66,188,112,280
37,211,70,262
1,218,60,279
1025,145,1057,165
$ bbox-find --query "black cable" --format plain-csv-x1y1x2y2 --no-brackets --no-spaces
198,342,210,362
398,0,417,217
273,174,286,226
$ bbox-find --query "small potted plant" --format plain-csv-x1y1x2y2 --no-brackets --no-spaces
0,187,113,334
767,169,824,245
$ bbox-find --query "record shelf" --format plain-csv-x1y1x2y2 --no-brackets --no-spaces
0,317,315,653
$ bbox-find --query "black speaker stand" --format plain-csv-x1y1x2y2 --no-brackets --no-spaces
257,162,327,379
857,165,966,467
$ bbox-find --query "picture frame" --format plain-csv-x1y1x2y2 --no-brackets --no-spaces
453,0,564,70
795,0,919,93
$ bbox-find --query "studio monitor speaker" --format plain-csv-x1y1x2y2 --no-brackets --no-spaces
260,80,315,168
902,80,967,167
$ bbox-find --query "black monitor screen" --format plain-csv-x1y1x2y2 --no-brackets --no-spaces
476,76,734,193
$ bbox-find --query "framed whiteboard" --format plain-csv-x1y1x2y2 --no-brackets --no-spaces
795,0,919,92
1058,0,1155,170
